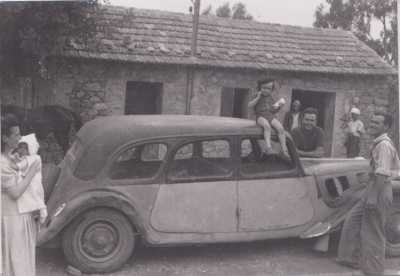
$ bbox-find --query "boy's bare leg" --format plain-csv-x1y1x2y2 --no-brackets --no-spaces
256,117,273,154
271,118,289,157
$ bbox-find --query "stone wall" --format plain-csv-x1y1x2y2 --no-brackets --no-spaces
189,68,394,158
1,58,396,161
50,59,188,122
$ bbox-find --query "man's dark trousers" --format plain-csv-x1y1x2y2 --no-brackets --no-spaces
345,134,360,158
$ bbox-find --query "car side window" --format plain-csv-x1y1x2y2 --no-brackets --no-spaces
109,143,167,180
168,139,233,181
174,143,193,160
240,137,295,178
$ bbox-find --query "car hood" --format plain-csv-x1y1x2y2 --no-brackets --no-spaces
301,158,370,176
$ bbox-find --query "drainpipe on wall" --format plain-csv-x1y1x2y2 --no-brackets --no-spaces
396,75,399,152
185,0,200,115
185,68,194,114
31,78,36,108
397,4,400,152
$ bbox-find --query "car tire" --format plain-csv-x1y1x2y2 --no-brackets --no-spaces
386,202,400,257
62,208,136,273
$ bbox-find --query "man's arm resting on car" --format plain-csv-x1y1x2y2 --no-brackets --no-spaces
297,146,325,158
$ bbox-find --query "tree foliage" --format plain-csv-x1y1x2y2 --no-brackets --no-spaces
216,2,231,18
314,0,397,66
201,4,213,16
232,3,253,20
202,2,253,20
0,1,101,81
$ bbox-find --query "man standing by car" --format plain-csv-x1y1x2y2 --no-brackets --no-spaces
337,112,400,276
291,107,325,158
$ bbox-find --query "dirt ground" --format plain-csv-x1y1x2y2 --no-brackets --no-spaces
36,236,400,276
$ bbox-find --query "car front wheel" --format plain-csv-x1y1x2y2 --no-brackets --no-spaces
62,208,136,273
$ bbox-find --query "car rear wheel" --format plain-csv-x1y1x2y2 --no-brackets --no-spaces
386,202,400,257
62,208,136,273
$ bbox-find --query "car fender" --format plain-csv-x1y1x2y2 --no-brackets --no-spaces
37,189,144,246
300,187,365,239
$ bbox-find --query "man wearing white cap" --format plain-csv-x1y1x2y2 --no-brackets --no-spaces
344,107,365,157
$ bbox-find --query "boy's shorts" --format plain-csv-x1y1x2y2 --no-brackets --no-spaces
256,112,276,124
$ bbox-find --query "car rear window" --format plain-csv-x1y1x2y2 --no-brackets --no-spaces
109,143,167,180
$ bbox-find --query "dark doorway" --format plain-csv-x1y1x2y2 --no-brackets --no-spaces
292,90,336,156
125,81,163,115
220,87,250,118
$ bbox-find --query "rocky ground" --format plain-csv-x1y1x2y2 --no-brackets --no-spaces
37,235,400,276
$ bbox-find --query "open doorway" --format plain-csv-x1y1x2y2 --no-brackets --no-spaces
125,81,163,115
220,87,250,118
292,90,336,156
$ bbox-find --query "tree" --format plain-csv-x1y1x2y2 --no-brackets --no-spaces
0,1,101,82
314,0,397,66
216,2,231,18
202,2,253,20
201,4,213,16
232,2,253,20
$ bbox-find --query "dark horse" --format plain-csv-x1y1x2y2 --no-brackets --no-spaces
1,104,82,154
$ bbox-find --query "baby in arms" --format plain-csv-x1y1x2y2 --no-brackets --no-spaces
15,133,47,224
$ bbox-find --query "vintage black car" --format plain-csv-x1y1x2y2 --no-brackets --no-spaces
38,115,400,273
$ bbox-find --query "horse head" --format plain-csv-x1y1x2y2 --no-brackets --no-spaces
2,104,83,155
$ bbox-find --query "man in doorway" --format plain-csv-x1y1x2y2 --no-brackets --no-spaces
337,112,399,276
344,107,365,158
283,99,301,132
291,107,325,158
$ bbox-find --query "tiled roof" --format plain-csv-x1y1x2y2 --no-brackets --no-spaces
63,6,396,75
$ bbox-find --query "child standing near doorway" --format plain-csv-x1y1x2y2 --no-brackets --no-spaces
344,107,365,158
248,80,289,158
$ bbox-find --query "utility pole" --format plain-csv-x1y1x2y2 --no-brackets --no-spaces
396,3,400,151
186,0,200,114
191,0,200,56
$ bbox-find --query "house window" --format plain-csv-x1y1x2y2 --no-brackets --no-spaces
220,87,250,118
125,81,163,115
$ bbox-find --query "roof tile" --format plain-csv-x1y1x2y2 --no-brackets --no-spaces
63,6,396,75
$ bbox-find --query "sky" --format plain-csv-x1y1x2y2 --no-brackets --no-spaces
108,0,327,27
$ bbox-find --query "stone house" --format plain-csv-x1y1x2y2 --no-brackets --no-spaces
1,6,397,158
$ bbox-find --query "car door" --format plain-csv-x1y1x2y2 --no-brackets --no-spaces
238,136,315,231
150,138,238,233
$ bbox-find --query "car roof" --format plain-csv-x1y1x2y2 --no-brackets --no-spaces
78,115,263,147
73,115,292,179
